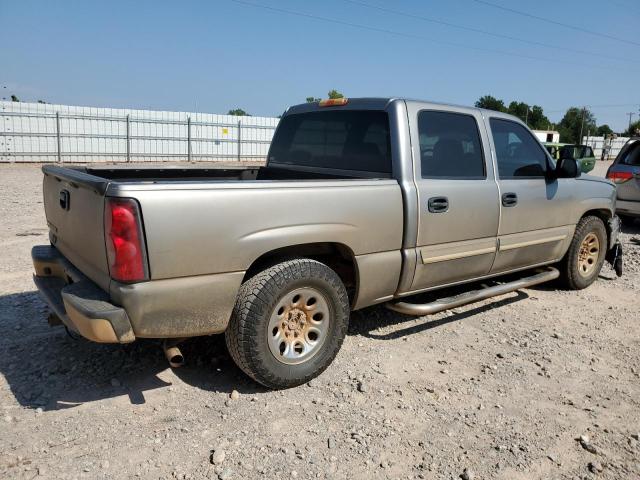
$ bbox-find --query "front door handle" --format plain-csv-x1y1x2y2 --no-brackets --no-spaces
502,192,518,207
428,196,449,213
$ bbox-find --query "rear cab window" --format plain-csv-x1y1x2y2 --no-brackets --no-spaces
268,110,392,176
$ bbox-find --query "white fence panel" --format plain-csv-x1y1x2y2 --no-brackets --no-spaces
582,136,630,159
0,101,279,163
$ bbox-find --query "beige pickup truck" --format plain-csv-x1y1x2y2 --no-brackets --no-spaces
32,98,623,388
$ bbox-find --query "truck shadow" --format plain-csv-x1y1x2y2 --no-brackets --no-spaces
350,291,528,340
0,291,263,411
0,281,533,411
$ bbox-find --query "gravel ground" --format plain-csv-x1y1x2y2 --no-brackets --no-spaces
0,162,639,480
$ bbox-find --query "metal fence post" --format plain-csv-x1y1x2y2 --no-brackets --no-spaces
237,120,242,162
126,114,131,162
187,116,192,162
55,112,62,163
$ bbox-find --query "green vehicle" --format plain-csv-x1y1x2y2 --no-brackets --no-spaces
544,143,596,174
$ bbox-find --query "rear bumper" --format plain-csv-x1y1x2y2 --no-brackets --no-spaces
32,245,135,343
616,199,640,217
32,245,246,341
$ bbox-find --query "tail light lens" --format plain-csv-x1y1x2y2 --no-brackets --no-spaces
606,171,633,183
105,198,148,282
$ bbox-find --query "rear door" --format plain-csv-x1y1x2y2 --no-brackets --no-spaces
487,117,575,273
406,104,500,292
42,167,111,290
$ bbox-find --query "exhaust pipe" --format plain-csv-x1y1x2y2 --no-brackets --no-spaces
163,339,185,368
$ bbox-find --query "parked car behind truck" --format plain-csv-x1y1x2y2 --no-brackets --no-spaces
606,137,640,223
32,98,623,389
544,143,596,173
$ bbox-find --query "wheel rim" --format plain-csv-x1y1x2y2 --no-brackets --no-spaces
267,287,331,365
577,232,600,278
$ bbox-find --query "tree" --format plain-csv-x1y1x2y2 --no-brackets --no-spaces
475,95,506,112
557,107,597,143
506,102,550,130
227,108,250,116
306,97,321,103
624,120,640,137
37,99,47,104
10,95,19,102
596,124,613,136
528,105,550,130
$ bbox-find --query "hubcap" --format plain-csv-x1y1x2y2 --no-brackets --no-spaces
577,232,600,277
267,287,330,365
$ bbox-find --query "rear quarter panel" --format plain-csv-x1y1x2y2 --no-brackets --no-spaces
111,180,404,282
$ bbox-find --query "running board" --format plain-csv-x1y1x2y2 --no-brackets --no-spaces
385,267,560,316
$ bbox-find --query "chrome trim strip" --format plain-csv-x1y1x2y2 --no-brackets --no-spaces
421,246,496,264
499,235,567,251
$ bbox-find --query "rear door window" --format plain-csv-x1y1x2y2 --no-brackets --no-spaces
418,111,486,179
269,110,391,175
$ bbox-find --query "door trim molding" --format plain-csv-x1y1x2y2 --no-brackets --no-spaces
422,246,496,264
499,234,567,251
420,238,497,264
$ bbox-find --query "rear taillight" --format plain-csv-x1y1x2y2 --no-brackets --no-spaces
606,171,633,183
105,198,148,282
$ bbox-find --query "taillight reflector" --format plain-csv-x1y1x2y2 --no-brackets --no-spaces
606,171,633,183
318,98,348,107
105,198,148,282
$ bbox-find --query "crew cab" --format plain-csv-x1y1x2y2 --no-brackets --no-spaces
32,98,622,388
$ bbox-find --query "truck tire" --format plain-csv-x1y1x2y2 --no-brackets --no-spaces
225,258,350,389
559,216,607,290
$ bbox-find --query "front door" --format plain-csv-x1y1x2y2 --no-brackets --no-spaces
407,106,500,293
487,117,575,273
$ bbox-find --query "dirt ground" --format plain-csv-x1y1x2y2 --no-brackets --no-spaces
0,162,638,480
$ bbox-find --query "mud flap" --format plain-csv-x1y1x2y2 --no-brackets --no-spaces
605,242,623,277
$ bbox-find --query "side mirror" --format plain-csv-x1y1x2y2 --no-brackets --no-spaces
555,157,579,178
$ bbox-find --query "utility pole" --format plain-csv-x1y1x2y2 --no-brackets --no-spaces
578,106,586,144
627,112,635,133
525,106,529,126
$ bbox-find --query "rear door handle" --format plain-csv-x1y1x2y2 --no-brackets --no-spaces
502,192,518,207
428,196,449,213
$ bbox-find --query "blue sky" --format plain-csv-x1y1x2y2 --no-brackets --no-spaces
1,0,638,131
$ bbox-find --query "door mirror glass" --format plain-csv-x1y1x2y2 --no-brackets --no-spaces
555,157,579,178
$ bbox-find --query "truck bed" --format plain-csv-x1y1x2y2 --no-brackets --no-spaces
82,163,390,183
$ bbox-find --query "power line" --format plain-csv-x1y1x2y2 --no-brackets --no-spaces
227,0,638,73
467,0,640,47
341,0,629,62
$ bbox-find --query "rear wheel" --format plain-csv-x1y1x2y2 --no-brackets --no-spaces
559,216,607,290
225,258,350,389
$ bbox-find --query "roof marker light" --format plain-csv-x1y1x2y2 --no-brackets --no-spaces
318,98,349,107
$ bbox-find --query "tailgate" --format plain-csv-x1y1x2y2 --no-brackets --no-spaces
42,166,111,291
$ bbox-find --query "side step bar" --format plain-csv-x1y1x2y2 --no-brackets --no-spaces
385,267,560,316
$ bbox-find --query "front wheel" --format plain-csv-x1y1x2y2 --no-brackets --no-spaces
225,258,350,389
559,216,607,290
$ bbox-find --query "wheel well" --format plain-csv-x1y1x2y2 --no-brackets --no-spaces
242,243,358,304
581,209,613,244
